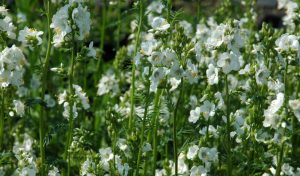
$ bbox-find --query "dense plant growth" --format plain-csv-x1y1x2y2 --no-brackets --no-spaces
0,0,300,175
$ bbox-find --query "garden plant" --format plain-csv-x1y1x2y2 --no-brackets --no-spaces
0,0,300,175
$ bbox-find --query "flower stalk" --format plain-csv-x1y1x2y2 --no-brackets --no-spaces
0,89,4,149
63,17,77,176
173,79,184,176
275,59,289,176
39,0,52,175
134,67,152,176
151,88,163,176
128,0,143,132
225,74,232,176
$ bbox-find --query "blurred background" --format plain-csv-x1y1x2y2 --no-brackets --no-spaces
4,0,286,61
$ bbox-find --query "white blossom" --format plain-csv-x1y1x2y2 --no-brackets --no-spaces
18,27,43,48
187,145,199,160
151,17,170,31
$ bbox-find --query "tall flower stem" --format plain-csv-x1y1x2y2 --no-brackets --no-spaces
63,21,76,176
167,0,172,21
134,68,152,176
39,1,52,175
0,89,4,149
292,66,300,166
116,0,121,50
275,61,289,176
128,0,143,131
151,88,163,176
172,79,184,176
197,0,201,22
225,74,232,176
96,0,107,78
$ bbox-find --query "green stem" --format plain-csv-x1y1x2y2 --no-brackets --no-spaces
63,24,76,176
172,79,184,176
275,143,285,176
0,89,4,149
275,61,289,176
39,1,52,175
128,0,143,131
134,68,152,176
225,74,232,176
292,65,300,166
167,0,172,22
152,89,163,176
197,0,201,22
96,0,107,78
116,0,121,50
112,130,117,174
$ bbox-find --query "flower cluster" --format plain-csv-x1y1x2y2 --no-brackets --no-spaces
2,1,300,176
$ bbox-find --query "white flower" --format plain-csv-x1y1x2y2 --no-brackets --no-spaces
175,153,188,175
50,4,71,47
199,100,216,120
58,90,67,105
263,93,284,128
87,42,96,58
281,163,294,176
289,99,300,122
19,166,37,176
275,33,299,54
17,12,27,23
62,102,78,120
0,16,16,39
48,166,60,176
267,79,284,93
215,92,225,110
199,125,218,138
0,45,27,87
72,4,91,40
143,143,152,152
0,45,27,70
278,0,298,27
73,84,90,110
116,162,130,176
169,77,181,91
217,51,240,74
141,39,158,56
169,62,183,80
151,17,170,31
188,107,201,123
13,100,25,117
184,60,199,84
150,67,166,92
206,64,219,85
44,94,56,108
99,147,114,171
198,147,218,163
155,169,167,176
190,165,208,176
187,145,199,160
0,6,8,16
179,20,193,37
81,158,96,176
206,23,231,48
255,64,270,85
97,72,119,96
146,1,164,14
18,27,43,48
